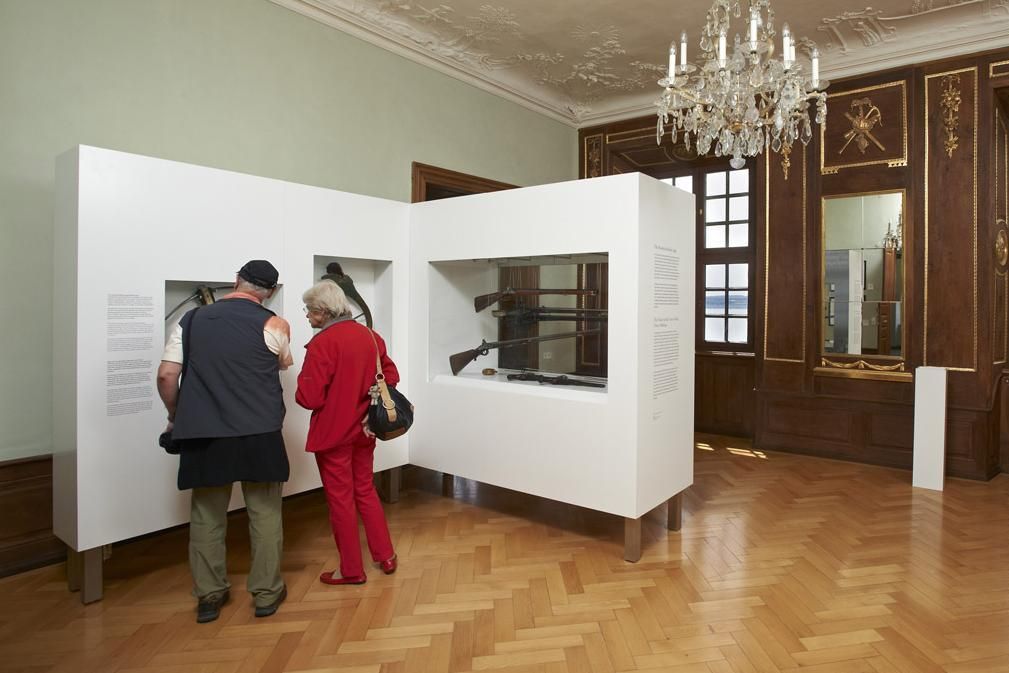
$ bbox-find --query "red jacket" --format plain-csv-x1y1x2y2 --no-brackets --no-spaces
296,320,400,451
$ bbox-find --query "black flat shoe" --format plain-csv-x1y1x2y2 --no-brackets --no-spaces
254,585,287,618
196,590,230,623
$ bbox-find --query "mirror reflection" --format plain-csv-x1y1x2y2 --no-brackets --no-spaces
822,191,904,357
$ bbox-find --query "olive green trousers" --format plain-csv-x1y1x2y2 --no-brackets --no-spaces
189,482,285,608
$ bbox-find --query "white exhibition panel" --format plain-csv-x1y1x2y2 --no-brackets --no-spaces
53,146,410,551
54,147,696,552
913,366,947,491
408,173,695,519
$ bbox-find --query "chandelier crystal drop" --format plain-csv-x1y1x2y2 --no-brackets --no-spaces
656,0,828,169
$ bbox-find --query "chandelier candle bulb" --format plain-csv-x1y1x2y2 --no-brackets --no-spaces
668,43,677,78
811,49,819,88
782,23,792,67
749,10,758,48
680,31,687,68
718,31,727,66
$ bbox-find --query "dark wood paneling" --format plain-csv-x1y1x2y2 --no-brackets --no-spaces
695,354,755,437
0,456,64,577
923,65,979,371
763,146,808,369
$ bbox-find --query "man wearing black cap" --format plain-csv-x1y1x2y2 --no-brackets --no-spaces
157,260,292,623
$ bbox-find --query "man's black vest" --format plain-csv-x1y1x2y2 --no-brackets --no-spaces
172,298,285,440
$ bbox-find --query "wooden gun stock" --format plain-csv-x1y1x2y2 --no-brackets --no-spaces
449,347,486,376
448,329,599,375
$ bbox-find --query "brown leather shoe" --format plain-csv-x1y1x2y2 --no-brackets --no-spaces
319,570,367,585
379,554,397,575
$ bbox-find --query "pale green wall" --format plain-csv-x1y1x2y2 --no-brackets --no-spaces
0,0,577,461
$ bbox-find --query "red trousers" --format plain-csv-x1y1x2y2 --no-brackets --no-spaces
314,439,394,578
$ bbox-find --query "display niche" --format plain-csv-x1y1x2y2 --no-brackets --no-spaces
313,255,393,338
164,279,284,335
430,253,608,388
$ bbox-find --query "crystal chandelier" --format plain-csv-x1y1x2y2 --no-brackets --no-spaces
656,0,828,169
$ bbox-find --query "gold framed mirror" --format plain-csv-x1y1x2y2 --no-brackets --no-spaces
820,190,907,376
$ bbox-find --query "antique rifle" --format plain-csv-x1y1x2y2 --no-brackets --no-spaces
474,287,598,313
322,263,374,328
491,307,608,326
449,328,600,375
506,372,605,388
164,284,230,321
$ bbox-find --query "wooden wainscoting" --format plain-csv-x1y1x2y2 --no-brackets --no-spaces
695,353,755,437
0,456,64,577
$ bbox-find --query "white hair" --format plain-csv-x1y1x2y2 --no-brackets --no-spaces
303,280,352,318
235,278,272,300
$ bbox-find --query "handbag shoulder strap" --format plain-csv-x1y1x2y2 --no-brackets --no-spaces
365,327,383,381
366,328,397,420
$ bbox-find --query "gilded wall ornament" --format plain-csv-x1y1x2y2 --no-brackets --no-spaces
840,97,885,155
940,74,962,158
585,135,602,178
996,223,1008,275
780,144,792,180
820,357,905,371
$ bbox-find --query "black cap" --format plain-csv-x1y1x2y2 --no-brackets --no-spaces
237,260,279,289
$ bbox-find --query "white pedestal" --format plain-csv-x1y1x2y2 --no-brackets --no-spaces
912,366,947,491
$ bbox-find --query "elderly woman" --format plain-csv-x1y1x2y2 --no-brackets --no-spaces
296,280,398,584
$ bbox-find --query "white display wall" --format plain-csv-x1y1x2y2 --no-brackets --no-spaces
53,146,410,551
54,147,695,554
409,173,695,519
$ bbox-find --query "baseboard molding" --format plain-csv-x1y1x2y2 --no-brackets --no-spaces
0,455,65,578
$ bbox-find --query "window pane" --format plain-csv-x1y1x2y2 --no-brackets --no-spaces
728,290,748,315
705,291,726,315
729,168,749,194
674,175,694,192
706,264,726,289
706,171,727,196
705,225,726,248
728,263,748,288
728,317,748,343
705,198,726,222
728,223,748,247
705,317,725,342
729,195,749,220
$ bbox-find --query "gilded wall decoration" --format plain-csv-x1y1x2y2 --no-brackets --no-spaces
840,98,885,155
940,74,962,158
584,134,602,178
996,224,1009,275
820,357,905,371
821,81,908,174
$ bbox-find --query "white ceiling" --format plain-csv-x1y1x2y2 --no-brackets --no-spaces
271,0,1009,127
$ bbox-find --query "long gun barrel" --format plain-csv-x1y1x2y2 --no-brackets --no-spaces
474,288,598,313
449,328,600,375
506,372,605,388
491,307,608,325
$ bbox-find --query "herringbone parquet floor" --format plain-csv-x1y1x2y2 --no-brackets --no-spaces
2,435,1009,673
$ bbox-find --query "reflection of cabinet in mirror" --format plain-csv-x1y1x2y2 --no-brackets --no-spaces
821,191,905,369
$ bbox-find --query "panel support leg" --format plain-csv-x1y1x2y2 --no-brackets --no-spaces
375,467,401,504
67,546,103,604
624,517,642,563
667,492,683,532
442,473,454,498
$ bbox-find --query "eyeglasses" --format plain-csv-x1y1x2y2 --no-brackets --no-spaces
303,306,317,315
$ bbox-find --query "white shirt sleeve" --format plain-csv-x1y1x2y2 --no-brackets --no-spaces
162,321,184,364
